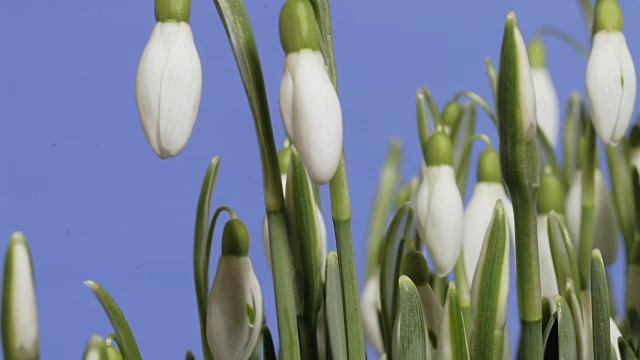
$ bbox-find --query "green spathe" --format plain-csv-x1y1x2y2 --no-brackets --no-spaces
442,100,462,128
222,219,250,257
592,0,623,34
527,37,546,68
401,251,430,286
279,0,321,54
155,0,191,22
478,148,502,184
538,170,564,214
425,132,453,167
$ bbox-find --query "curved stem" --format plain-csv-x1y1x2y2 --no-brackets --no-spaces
484,57,498,109
535,26,589,59
453,91,497,127
578,121,597,286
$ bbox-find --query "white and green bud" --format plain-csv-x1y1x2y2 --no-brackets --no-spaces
360,269,385,355
279,0,342,184
207,219,264,360
2,232,39,360
135,0,202,159
463,148,515,283
536,172,564,301
415,133,463,276
82,335,107,360
497,12,540,193
529,37,560,147
565,170,618,265
586,0,636,145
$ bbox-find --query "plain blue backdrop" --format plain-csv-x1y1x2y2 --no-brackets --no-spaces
3,0,639,358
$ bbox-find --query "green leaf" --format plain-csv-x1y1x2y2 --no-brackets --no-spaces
548,212,582,299
325,252,347,359
591,250,611,360
366,140,403,278
564,280,590,360
290,148,323,353
618,336,638,360
193,156,220,360
437,283,469,360
484,57,498,108
555,296,578,359
470,200,510,359
537,127,562,178
84,281,141,360
393,276,427,359
185,351,196,360
605,143,636,261
83,335,108,360
563,94,585,190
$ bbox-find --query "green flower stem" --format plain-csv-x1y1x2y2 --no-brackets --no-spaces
484,57,498,109
534,26,589,59
452,91,497,126
578,122,597,285
366,140,402,278
579,0,594,35
309,0,366,357
212,0,300,356
512,190,543,360
605,143,636,263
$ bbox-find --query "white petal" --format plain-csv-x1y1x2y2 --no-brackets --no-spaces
611,318,623,360
291,50,343,184
414,177,430,243
587,32,628,145
615,35,637,143
537,215,559,300
532,68,560,146
361,270,385,355
279,54,296,140
315,205,328,280
514,26,537,141
564,172,583,249
136,22,202,159
5,233,39,358
207,257,264,360
424,166,463,276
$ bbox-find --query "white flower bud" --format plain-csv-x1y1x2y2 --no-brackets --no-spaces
135,22,202,159
532,68,560,146
611,318,622,359
586,31,636,145
1,232,39,360
279,50,343,184
565,170,618,264
462,183,515,283
415,166,463,276
536,214,559,301
206,256,263,360
361,270,385,355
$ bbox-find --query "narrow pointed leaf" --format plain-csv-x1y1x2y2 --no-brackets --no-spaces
605,143,636,261
563,94,584,190
548,212,582,298
471,200,509,359
452,102,477,194
326,252,348,359
592,250,611,360
555,296,578,359
193,156,220,360
393,276,427,359
618,337,637,360
564,280,589,360
84,281,141,360
366,140,403,278
438,283,469,360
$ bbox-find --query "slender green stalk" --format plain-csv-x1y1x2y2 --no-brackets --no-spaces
578,123,596,285
535,26,589,59
211,0,300,357
605,143,636,263
309,0,366,357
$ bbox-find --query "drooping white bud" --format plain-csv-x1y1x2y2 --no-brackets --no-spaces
279,50,343,184
361,270,385,355
135,22,202,159
586,32,636,145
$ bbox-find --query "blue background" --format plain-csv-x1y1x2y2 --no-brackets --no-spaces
3,0,639,358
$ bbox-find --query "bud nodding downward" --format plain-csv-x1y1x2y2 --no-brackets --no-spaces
425,132,453,167
155,0,191,22
279,0,321,54
478,148,502,183
222,219,250,257
593,0,623,34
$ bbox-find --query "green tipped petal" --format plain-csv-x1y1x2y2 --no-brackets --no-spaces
478,148,502,183
279,0,321,54
425,132,453,167
155,0,191,22
592,0,623,33
222,219,250,257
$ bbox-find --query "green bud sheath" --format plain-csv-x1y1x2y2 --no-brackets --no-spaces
527,37,546,68
401,251,430,286
278,146,291,176
478,148,503,183
222,219,250,257
425,132,453,167
592,0,623,34
279,0,321,54
538,170,564,214
441,100,462,128
155,0,191,22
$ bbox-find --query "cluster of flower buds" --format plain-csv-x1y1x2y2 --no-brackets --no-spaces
135,0,202,159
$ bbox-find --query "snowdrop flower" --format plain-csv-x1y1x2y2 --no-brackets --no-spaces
565,170,618,265
82,335,107,360
135,0,202,159
279,0,342,184
586,0,636,146
415,132,463,276
536,171,564,301
2,232,39,360
463,147,515,283
529,38,560,147
207,219,263,360
361,269,385,355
